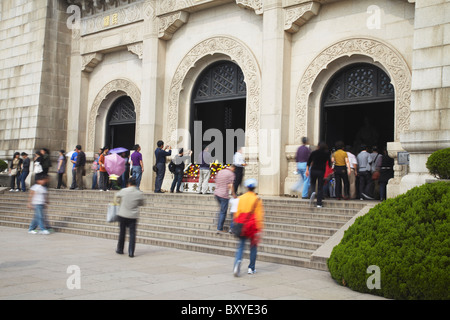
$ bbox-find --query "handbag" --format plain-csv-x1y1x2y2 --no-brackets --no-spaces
106,203,119,222
372,171,380,180
232,198,259,238
10,168,17,176
34,162,43,174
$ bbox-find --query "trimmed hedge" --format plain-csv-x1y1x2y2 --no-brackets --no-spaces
0,159,7,172
327,181,450,300
426,148,450,179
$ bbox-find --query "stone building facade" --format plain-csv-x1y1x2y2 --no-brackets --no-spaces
0,0,448,196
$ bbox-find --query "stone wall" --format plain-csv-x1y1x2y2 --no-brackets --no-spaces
0,0,71,161
399,0,450,192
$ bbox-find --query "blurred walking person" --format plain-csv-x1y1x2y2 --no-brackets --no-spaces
306,142,332,208
214,165,236,233
27,175,50,235
115,178,145,257
291,137,311,199
233,178,264,277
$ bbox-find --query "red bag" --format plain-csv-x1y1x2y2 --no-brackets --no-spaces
235,212,257,238
233,198,260,239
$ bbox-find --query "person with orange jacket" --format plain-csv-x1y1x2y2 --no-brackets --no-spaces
233,178,265,277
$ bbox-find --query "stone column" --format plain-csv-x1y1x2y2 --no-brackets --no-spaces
139,0,166,192
399,0,450,193
258,0,291,195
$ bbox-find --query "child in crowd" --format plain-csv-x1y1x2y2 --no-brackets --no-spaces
28,175,50,235
228,196,239,234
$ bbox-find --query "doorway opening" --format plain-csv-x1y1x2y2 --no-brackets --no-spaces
190,61,247,163
106,96,136,151
321,63,395,154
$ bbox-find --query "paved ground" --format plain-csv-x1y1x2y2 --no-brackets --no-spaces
0,226,384,301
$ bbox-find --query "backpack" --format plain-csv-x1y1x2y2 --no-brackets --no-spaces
168,160,176,173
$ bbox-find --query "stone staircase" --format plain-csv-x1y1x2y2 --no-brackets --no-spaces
0,188,369,271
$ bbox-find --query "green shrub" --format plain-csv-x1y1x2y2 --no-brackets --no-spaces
426,148,450,179
327,181,450,300
0,159,7,172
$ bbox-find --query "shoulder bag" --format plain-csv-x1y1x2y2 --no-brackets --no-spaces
232,198,260,238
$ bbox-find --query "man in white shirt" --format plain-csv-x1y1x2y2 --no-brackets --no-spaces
357,145,373,200
233,147,246,195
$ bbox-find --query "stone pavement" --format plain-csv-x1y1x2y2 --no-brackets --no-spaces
0,226,385,301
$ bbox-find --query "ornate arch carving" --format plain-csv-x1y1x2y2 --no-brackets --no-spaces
87,78,141,152
294,37,411,144
166,36,261,147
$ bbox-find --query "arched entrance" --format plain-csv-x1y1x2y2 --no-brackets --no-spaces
106,96,136,150
190,61,247,164
321,63,395,153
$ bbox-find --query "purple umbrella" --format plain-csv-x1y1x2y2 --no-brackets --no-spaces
104,153,126,176
109,147,128,154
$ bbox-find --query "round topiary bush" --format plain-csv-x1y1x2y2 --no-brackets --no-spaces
426,148,450,179
327,181,450,300
0,159,7,173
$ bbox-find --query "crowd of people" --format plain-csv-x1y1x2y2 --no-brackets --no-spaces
9,138,394,276
293,137,395,208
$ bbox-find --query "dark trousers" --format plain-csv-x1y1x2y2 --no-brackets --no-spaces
155,163,165,192
70,169,77,189
117,216,137,256
334,166,349,199
171,168,183,192
215,195,230,231
57,173,65,189
233,166,244,195
310,169,325,206
20,171,29,191
76,166,85,190
10,174,20,189
100,171,109,191
358,171,373,198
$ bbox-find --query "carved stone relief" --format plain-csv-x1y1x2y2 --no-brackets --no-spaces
236,0,263,15
294,37,412,145
158,11,190,40
87,79,141,152
284,1,321,33
127,42,143,59
78,1,146,36
81,52,104,72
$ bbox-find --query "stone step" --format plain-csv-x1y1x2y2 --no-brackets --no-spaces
0,206,342,237
0,220,325,270
0,211,322,253
1,194,360,219
0,201,349,227
0,189,366,271
5,189,369,210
